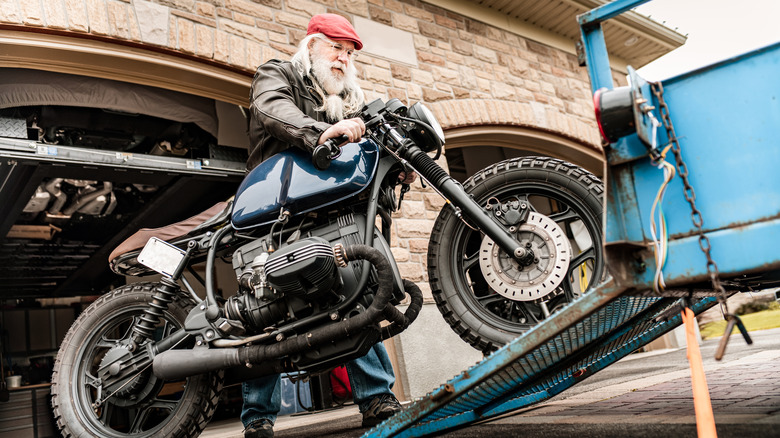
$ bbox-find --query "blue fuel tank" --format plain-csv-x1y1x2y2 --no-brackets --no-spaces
231,140,379,230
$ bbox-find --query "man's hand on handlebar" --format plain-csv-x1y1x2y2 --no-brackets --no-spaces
312,118,365,170
398,171,418,184
318,118,366,146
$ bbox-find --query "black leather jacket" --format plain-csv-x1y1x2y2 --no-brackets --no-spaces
247,59,332,170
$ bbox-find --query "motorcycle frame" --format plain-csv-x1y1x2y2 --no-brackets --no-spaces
189,109,535,347
133,101,542,384
178,151,404,338
142,147,433,383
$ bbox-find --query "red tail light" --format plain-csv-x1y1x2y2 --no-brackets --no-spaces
593,86,635,144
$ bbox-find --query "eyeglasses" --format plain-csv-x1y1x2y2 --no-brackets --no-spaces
320,40,357,60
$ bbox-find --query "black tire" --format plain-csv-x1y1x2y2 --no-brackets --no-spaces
52,282,223,437
428,157,604,353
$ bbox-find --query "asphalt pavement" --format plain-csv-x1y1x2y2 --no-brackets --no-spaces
202,327,780,438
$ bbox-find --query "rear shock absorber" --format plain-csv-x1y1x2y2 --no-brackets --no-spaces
129,241,197,351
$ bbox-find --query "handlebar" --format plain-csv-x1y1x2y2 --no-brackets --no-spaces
312,134,349,170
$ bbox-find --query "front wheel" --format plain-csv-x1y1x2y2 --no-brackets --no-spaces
52,282,222,437
428,157,604,353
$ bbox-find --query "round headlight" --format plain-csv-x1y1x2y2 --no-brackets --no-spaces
412,103,445,144
407,102,445,154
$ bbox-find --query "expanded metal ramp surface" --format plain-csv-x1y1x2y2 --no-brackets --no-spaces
365,280,719,437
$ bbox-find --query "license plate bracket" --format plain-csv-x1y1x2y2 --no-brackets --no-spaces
137,237,186,277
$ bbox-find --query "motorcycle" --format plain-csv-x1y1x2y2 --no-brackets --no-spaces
51,98,604,436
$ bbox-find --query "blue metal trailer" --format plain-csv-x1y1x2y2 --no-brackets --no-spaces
365,0,780,436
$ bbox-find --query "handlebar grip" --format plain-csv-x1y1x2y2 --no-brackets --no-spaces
312,134,350,170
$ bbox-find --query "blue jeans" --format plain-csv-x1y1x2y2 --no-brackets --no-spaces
241,342,396,427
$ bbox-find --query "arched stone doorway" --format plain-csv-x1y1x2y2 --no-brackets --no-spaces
442,125,605,183
425,99,604,181
0,28,251,105
0,28,254,150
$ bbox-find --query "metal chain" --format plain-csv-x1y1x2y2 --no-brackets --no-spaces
651,82,729,313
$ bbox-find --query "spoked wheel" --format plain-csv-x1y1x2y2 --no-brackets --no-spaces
428,157,605,353
52,282,222,437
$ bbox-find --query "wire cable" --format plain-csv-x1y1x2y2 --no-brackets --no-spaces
649,148,676,293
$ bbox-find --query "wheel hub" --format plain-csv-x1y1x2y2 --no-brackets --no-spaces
98,344,143,397
479,212,571,302
97,345,151,402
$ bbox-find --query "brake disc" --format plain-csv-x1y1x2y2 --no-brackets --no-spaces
479,212,571,302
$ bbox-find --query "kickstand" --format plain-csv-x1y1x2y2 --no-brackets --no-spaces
714,313,753,361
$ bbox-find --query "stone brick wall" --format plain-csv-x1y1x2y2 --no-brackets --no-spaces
1,0,605,302
0,0,600,143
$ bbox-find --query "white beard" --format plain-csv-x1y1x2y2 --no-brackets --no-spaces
311,55,347,95
310,55,351,121
321,94,346,122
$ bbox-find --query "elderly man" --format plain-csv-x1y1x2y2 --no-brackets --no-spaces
241,14,402,438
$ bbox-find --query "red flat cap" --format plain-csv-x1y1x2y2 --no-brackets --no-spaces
307,14,363,50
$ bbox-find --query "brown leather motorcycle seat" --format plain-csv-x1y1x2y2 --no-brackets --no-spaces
108,201,229,263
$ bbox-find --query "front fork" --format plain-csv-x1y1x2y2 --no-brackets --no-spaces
398,141,527,259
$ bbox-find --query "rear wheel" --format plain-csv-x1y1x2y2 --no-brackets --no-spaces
428,157,604,353
52,282,222,437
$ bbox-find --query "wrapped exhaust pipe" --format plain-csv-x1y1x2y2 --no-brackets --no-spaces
153,244,422,381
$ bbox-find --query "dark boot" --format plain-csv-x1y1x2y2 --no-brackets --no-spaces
244,418,274,438
361,393,402,427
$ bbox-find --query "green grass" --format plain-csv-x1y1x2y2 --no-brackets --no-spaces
699,307,780,340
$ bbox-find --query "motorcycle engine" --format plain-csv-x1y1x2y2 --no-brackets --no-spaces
264,237,342,296
226,213,367,333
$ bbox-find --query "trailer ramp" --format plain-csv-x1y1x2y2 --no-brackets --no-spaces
365,281,719,437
